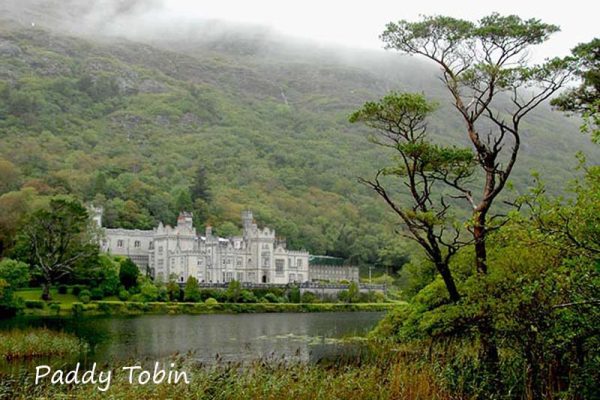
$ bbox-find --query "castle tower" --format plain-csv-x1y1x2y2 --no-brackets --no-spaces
242,210,253,232
90,205,103,228
177,211,193,230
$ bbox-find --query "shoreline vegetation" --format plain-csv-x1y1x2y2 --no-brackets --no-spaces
0,328,88,359
1,348,452,400
8,286,398,317
17,298,398,317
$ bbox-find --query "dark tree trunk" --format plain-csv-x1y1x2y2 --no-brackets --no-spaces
436,262,461,302
473,211,488,274
41,281,51,301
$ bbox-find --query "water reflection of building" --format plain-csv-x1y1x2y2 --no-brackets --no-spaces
94,209,357,284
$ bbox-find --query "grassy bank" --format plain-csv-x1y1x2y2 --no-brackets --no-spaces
16,298,399,317
0,353,450,400
0,328,88,359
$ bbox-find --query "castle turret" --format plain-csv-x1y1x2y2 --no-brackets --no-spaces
242,210,253,232
177,211,193,229
90,205,103,228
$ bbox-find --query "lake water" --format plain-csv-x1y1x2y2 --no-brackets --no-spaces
0,312,384,372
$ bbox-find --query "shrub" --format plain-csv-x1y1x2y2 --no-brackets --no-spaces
301,291,318,303
263,293,281,303
140,281,159,302
240,290,257,303
374,291,386,303
204,298,218,306
130,294,143,303
338,290,349,303
119,258,139,290
347,282,360,303
288,286,301,303
25,300,45,309
226,280,242,302
71,302,84,315
49,302,61,315
57,285,68,295
90,288,104,300
71,285,83,296
184,277,201,302
166,280,181,301
0,259,30,289
78,289,91,304
157,286,168,302
118,289,130,301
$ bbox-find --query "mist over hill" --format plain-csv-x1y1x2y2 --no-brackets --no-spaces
0,0,597,263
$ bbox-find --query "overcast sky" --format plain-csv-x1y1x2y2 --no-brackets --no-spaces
163,0,598,61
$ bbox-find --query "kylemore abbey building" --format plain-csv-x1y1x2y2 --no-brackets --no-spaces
93,209,358,284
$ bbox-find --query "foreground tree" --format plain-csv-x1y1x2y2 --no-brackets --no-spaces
16,198,98,300
358,13,573,384
380,13,572,274
350,93,475,302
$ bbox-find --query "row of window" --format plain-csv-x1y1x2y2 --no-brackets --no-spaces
113,239,151,249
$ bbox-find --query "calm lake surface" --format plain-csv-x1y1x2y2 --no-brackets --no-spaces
0,312,384,372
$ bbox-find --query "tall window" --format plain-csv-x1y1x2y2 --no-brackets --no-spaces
275,259,284,275
117,240,124,248
297,259,303,268
134,240,140,248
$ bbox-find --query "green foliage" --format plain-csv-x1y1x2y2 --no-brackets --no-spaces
166,279,181,301
183,276,201,302
57,285,67,295
0,328,88,359
118,258,139,290
118,288,130,301
77,254,120,296
288,286,301,303
78,289,91,304
71,285,83,296
139,280,159,302
14,197,98,300
0,258,30,289
204,297,218,306
552,38,600,142
374,166,600,397
263,293,281,303
301,291,318,303
89,287,103,300
0,278,22,316
225,280,242,302
48,302,61,315
24,299,45,309
239,290,257,303
347,281,360,303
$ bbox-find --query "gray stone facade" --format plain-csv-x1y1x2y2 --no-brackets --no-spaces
94,209,357,284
